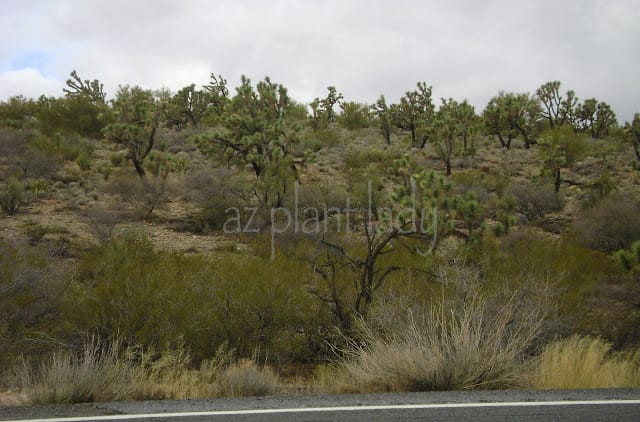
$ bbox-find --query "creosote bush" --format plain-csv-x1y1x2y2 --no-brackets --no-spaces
64,232,327,364
0,178,27,215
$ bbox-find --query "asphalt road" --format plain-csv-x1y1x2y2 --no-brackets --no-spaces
1,389,639,421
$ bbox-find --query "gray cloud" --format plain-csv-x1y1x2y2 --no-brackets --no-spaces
1,0,639,120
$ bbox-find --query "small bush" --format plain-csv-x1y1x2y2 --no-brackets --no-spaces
0,178,27,215
615,241,640,272
572,196,640,252
338,102,371,131
76,151,92,171
506,182,564,222
108,173,169,218
183,166,252,230
22,222,66,245
343,148,388,171
529,336,640,389
110,152,127,167
214,360,279,397
83,207,123,245
57,135,95,163
311,128,341,148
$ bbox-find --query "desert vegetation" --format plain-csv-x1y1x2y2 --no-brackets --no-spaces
1,71,640,404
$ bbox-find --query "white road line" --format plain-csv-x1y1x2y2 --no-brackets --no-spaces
9,400,640,422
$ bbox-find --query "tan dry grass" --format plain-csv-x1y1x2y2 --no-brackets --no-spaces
9,340,142,404
529,335,640,389
332,295,543,393
8,342,279,404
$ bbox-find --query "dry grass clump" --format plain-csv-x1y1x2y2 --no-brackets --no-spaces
7,342,279,404
214,359,279,397
529,335,640,389
9,340,140,404
333,295,543,393
131,345,278,400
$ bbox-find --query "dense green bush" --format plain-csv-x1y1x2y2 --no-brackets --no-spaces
64,233,329,363
338,102,371,131
473,230,629,343
0,240,61,369
0,178,27,214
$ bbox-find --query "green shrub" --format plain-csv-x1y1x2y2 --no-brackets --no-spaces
343,148,389,171
64,233,327,363
65,234,217,359
614,241,640,272
22,222,66,244
338,102,371,131
0,240,61,369
474,230,627,343
107,173,169,218
56,135,95,163
0,178,27,215
76,151,92,171
110,152,127,167
310,128,341,148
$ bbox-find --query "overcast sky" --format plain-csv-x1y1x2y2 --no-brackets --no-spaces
1,0,639,120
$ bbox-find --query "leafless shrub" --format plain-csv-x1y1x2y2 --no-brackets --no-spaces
572,196,640,252
182,166,254,230
506,183,564,222
107,173,169,218
83,207,124,245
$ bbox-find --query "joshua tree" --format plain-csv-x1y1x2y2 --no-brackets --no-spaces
536,80,577,129
394,82,435,148
371,95,393,144
195,75,299,208
104,86,159,178
63,70,106,104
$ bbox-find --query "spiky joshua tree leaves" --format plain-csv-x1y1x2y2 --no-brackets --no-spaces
625,113,640,165
63,70,106,104
394,82,435,148
536,81,577,130
195,75,299,208
484,92,540,149
388,156,483,249
309,86,344,130
371,95,393,145
575,98,617,139
103,86,159,178
538,126,586,192
162,73,229,128
308,156,486,332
